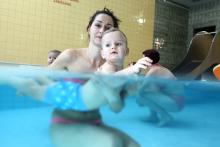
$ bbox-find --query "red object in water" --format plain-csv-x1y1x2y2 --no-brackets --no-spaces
213,64,220,80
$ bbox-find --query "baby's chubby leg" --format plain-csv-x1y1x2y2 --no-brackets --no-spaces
143,110,159,123
0,75,124,112
0,76,53,101
81,76,124,113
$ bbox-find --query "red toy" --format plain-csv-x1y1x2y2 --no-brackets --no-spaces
213,64,220,80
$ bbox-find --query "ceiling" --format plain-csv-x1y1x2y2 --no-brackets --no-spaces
168,0,214,8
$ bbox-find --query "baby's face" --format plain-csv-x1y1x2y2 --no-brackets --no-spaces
47,52,59,65
101,31,127,63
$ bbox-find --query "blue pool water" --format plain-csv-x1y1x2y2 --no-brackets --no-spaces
0,81,220,147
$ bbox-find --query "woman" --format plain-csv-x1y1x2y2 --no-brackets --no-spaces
48,8,149,147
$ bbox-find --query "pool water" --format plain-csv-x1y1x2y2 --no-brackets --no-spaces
0,107,53,147
0,81,220,147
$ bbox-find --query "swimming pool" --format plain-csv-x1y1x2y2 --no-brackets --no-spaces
1,80,220,147
0,87,220,147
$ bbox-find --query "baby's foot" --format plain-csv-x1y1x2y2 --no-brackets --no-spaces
143,115,159,123
142,110,159,123
157,115,173,127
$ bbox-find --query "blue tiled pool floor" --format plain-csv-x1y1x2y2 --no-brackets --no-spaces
1,98,220,147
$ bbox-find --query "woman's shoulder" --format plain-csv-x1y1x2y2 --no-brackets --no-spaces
147,65,176,79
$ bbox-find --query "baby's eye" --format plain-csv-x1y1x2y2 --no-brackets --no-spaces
105,43,110,47
116,42,122,46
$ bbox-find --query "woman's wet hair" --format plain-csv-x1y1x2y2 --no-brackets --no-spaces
142,49,160,64
86,7,121,31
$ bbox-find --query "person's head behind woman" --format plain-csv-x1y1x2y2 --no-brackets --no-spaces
86,8,121,47
142,49,160,64
47,50,61,65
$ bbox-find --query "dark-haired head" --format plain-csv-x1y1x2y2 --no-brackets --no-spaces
129,61,136,66
142,49,160,64
87,7,121,32
48,49,61,54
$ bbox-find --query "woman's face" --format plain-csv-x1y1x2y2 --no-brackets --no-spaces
88,14,114,47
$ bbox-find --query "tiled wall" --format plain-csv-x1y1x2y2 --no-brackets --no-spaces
0,0,155,66
154,0,220,69
188,0,220,41
153,0,189,69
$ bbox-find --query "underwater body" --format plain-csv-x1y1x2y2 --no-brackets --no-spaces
0,66,220,147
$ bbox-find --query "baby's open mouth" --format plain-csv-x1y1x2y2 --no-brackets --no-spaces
111,51,118,54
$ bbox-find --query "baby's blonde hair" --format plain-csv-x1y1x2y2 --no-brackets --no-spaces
102,27,129,55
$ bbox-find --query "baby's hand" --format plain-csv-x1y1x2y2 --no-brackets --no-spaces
90,76,124,112
132,57,152,74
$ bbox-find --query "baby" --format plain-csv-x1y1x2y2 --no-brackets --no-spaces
0,28,151,114
47,50,61,65
99,28,152,75
100,29,185,127
99,28,181,127
98,28,154,102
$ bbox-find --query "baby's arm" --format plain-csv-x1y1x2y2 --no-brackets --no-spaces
115,57,152,75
